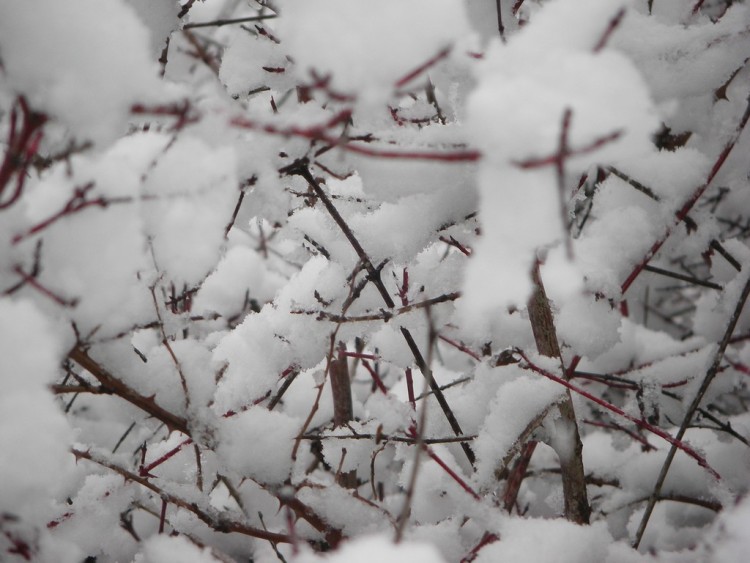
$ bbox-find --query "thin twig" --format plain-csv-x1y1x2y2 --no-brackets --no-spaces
72,448,292,543
286,160,475,466
184,15,277,29
633,271,750,548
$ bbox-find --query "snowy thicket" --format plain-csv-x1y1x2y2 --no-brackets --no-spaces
1,0,750,561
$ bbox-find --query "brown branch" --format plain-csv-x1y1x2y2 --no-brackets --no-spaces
330,344,357,489
293,292,461,323
183,15,277,29
527,262,590,524
68,346,189,434
72,448,292,544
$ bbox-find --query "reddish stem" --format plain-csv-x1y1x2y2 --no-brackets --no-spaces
394,46,451,89
518,351,721,479
622,93,750,295
438,334,482,361
423,446,481,501
460,532,500,563
592,8,626,53
140,437,193,477
361,359,388,394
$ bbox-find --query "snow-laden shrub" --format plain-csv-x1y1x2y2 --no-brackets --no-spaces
2,0,750,561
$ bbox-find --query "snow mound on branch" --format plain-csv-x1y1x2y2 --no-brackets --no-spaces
142,135,238,286
474,368,566,489
277,0,472,108
0,0,167,144
217,407,298,485
297,534,446,563
475,518,616,563
137,534,221,563
0,299,75,518
614,5,750,103
462,0,658,312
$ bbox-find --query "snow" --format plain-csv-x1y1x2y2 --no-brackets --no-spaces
475,518,612,563
217,406,299,484
277,0,472,109
0,0,167,145
2,0,750,560
463,0,658,313
137,534,220,563
613,5,750,103
474,368,566,489
142,135,238,286
0,299,75,518
297,534,446,563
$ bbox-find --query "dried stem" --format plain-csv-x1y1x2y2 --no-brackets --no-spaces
527,261,590,524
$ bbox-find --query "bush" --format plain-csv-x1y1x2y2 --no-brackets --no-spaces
1,0,750,561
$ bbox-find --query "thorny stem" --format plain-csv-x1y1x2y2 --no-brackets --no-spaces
183,15,277,29
233,116,481,162
287,160,475,466
518,351,721,480
395,309,436,542
621,92,750,295
72,448,292,544
294,291,461,323
632,271,750,548
149,281,191,413
300,433,475,445
68,346,190,434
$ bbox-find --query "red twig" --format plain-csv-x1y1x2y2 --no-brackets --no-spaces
503,441,537,513
0,97,47,209
394,46,452,89
460,532,500,563
518,351,721,479
398,268,409,306
362,359,388,394
232,114,481,162
514,129,622,170
593,8,626,53
584,419,656,451
140,437,193,478
423,446,481,501
438,334,482,361
12,266,78,307
342,351,379,361
439,235,472,256
621,93,750,295
12,183,132,244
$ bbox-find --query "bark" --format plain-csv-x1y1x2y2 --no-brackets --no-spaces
329,345,358,489
527,261,590,524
